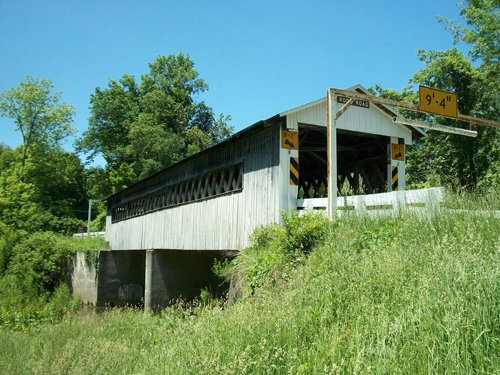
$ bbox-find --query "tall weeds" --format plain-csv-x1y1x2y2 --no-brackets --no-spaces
1,196,499,374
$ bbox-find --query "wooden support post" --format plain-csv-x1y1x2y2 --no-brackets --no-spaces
327,89,337,220
359,168,373,194
354,195,366,216
388,137,406,192
354,167,360,195
426,188,440,218
392,190,406,215
279,122,299,216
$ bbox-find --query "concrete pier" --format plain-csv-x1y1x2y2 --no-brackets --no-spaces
143,250,229,309
144,250,154,310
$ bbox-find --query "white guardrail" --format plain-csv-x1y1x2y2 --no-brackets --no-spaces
297,187,445,218
72,232,106,239
297,187,500,218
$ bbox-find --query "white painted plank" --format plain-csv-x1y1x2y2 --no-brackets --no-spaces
107,125,282,251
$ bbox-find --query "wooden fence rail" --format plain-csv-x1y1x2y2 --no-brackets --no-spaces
297,187,445,218
298,187,500,219
73,232,106,239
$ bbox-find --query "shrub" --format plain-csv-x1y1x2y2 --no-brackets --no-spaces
0,280,81,330
0,232,82,330
281,210,330,255
0,222,22,277
8,231,75,293
227,211,331,294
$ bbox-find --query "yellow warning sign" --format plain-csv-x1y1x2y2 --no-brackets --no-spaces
419,85,458,118
391,144,405,161
282,130,298,150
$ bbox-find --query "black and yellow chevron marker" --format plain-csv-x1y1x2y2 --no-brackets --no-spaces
290,157,299,185
392,166,398,191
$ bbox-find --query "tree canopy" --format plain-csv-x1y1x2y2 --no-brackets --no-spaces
0,79,86,234
375,0,500,191
77,53,233,194
439,0,500,74
0,77,76,168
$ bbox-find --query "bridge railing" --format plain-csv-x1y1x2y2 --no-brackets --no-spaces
72,231,106,239
297,187,445,218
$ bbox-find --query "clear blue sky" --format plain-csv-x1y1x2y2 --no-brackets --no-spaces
0,0,466,165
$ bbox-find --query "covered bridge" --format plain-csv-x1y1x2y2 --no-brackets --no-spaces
98,85,419,308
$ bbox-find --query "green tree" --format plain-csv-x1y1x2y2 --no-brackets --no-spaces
77,74,141,166
0,78,86,234
437,0,500,124
0,77,76,170
77,53,233,192
0,148,86,234
0,144,16,173
410,1,500,190
439,0,500,76
375,1,500,190
408,49,499,189
25,148,87,220
7,231,76,292
83,166,113,201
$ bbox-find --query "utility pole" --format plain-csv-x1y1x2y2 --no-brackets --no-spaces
87,199,100,237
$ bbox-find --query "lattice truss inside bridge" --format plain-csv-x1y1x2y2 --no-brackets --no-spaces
298,124,388,198
112,162,243,223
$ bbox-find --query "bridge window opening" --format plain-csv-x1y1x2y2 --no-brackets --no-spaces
112,162,243,223
297,124,388,198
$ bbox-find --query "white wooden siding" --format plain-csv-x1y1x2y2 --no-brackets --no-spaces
285,99,412,144
106,125,281,251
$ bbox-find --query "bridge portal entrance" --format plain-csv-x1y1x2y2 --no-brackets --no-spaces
298,124,389,198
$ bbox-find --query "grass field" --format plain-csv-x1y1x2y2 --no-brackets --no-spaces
1,196,499,374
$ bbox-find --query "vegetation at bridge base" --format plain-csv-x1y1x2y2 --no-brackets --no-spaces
0,231,108,331
1,195,499,374
0,222,107,330
0,231,79,330
214,211,331,294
